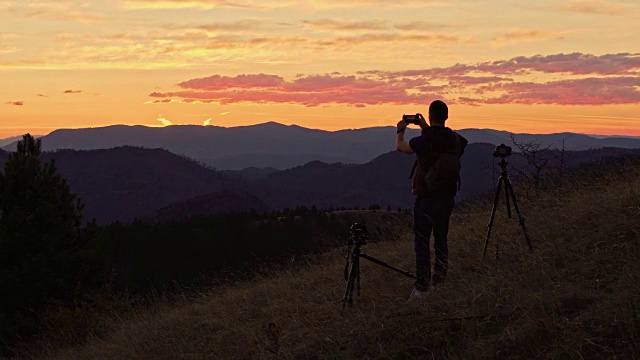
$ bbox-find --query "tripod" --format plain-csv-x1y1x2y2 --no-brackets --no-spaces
482,157,533,260
342,223,416,311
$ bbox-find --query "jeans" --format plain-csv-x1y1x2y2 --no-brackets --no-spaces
413,196,455,291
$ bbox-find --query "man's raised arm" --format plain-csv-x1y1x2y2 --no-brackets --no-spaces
396,120,414,154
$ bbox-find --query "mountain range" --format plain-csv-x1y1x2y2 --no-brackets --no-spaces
3,123,640,170
2,143,638,224
0,135,43,147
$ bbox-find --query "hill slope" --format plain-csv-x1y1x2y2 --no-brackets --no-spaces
39,147,236,223
152,189,270,221
36,156,640,359
250,144,640,210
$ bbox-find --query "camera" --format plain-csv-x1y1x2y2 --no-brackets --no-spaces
493,143,512,158
349,223,369,246
403,114,423,125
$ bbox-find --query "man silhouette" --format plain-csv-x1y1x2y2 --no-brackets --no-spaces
395,100,468,299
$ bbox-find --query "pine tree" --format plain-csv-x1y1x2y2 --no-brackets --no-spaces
0,134,97,320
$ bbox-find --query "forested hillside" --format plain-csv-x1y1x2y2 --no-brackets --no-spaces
25,154,640,360
2,145,639,223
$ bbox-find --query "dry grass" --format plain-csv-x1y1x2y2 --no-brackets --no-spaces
24,167,640,359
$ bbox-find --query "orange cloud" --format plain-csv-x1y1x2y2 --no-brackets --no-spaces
121,0,291,10
564,0,634,15
302,0,442,10
317,33,466,47
63,90,82,94
26,10,108,24
394,21,451,31
5,101,24,106
0,45,19,54
2,1,108,24
302,18,387,31
491,29,559,46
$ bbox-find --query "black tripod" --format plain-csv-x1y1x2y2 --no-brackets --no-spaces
482,157,533,260
342,223,416,311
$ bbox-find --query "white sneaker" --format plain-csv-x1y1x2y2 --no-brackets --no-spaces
409,287,430,300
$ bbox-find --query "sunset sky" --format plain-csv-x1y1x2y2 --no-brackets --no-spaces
1,0,639,138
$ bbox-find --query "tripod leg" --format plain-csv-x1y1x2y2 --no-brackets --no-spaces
505,181,512,219
342,266,352,304
355,256,361,297
505,179,533,251
483,177,504,260
342,261,357,311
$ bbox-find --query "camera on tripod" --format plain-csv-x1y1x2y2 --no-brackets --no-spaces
342,222,415,310
349,223,369,246
484,145,533,260
493,143,512,158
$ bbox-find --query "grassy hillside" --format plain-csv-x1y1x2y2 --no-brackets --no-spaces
26,159,640,359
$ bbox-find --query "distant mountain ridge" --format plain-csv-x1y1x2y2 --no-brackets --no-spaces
0,134,43,147
2,145,639,224
3,123,639,170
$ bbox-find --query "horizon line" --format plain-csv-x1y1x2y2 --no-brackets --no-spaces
1,121,639,140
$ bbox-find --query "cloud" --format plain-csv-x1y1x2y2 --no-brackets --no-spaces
26,10,108,24
122,0,439,10
179,74,285,90
0,59,46,67
491,29,560,46
63,89,82,94
149,98,173,103
316,33,465,47
203,118,212,126
0,45,19,54
150,52,640,107
371,52,640,78
163,19,265,34
562,0,635,15
35,93,48,97
2,1,108,24
462,77,640,105
220,112,230,115
150,72,448,106
0,11,467,70
445,75,513,87
121,0,292,10
394,21,450,31
301,0,443,10
302,19,387,31
157,116,172,126
5,101,24,106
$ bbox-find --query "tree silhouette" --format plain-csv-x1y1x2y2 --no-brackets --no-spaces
0,134,101,339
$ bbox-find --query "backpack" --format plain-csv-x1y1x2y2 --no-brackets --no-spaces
409,133,462,196
424,150,461,193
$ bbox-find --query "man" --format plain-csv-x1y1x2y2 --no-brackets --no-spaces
396,100,468,299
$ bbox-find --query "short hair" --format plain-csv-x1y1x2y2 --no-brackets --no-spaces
429,100,448,123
